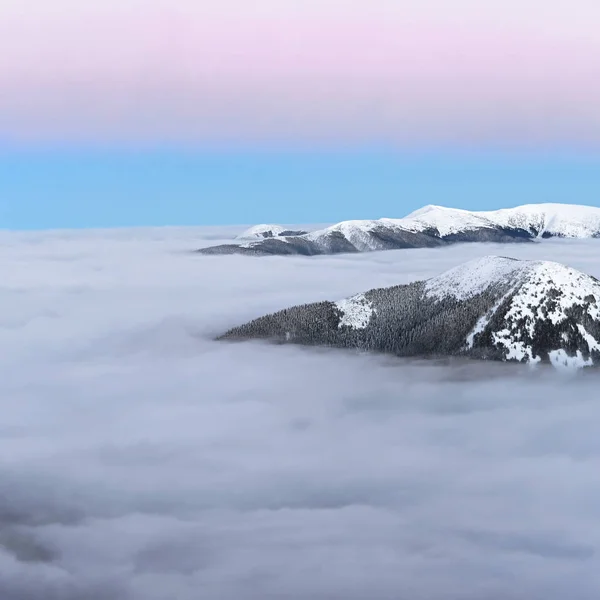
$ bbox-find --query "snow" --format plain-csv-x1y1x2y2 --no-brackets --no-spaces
404,203,600,239
549,349,593,369
502,261,600,340
465,289,517,348
491,330,542,364
424,256,528,300
402,205,496,236
495,260,600,367
577,324,600,353
426,256,600,318
307,220,397,252
466,314,491,349
423,255,600,368
319,221,377,251
236,224,289,240
240,237,290,249
335,293,374,329
487,204,600,238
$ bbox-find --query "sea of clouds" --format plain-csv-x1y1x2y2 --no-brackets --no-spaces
1,227,600,599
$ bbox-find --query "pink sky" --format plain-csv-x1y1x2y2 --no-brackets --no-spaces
1,0,599,147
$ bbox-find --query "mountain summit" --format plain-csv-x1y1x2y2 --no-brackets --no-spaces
235,225,308,240
403,203,600,239
219,256,600,369
199,203,600,256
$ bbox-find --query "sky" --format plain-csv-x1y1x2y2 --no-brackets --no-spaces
2,228,600,599
1,0,600,228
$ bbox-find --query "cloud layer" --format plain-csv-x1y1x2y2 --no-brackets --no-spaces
1,0,599,146
1,227,600,598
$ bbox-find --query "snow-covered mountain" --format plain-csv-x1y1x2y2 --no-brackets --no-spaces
219,256,600,369
199,203,600,256
235,224,308,240
404,203,600,239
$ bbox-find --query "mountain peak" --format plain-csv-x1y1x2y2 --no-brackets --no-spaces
235,224,307,241
425,256,524,300
404,204,470,219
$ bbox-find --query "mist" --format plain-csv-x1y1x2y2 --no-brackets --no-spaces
1,227,600,599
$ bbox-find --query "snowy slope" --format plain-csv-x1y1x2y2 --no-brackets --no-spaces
235,224,308,240
424,256,525,300
236,225,287,240
487,204,600,238
306,219,406,252
402,205,498,236
405,203,600,238
424,256,600,367
335,293,374,329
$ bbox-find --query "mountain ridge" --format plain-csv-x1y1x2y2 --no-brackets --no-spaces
199,203,600,256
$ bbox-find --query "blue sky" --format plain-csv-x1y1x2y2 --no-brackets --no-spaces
2,1,600,230
2,149,600,230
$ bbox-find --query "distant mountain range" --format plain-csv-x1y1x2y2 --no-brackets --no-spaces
199,203,600,256
219,256,600,369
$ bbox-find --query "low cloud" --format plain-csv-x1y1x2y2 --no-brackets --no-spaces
1,229,600,599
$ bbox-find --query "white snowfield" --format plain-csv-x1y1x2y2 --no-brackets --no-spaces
235,224,290,240
425,256,526,301
335,293,375,329
336,255,600,368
